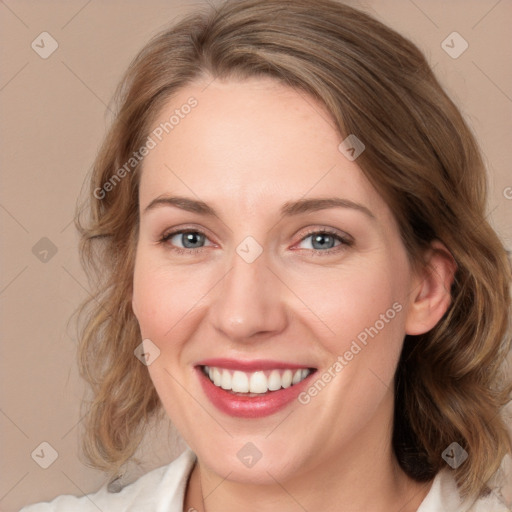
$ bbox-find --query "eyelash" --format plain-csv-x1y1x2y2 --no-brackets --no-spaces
158,228,353,256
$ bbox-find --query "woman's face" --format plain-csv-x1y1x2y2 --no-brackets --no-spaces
132,77,422,483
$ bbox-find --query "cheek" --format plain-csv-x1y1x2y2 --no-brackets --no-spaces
290,259,408,440
132,259,207,424
292,258,407,355
292,253,410,415
132,257,209,341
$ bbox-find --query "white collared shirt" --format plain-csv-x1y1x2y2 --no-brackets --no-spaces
19,448,510,511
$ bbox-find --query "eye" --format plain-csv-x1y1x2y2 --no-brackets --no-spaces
159,229,213,253
296,229,352,254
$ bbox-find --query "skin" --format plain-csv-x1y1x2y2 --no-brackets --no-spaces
131,76,456,512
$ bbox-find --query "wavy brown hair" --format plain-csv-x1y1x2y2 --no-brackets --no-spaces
75,0,512,499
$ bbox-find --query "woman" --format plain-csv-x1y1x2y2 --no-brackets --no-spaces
21,0,511,510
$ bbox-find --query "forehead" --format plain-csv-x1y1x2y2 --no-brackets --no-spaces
139,77,388,220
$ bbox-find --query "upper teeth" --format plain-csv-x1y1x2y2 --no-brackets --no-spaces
203,366,311,394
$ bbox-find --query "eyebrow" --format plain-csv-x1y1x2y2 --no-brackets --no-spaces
143,195,375,220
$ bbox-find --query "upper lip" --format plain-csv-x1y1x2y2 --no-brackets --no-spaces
195,358,316,372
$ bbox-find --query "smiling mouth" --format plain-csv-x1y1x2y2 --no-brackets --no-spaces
200,365,316,395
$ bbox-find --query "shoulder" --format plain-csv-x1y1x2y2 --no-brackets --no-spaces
19,449,197,512
418,467,510,512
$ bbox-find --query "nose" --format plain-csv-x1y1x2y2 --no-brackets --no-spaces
208,245,288,343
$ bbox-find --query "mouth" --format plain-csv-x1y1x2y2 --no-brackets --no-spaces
201,365,314,396
195,359,317,418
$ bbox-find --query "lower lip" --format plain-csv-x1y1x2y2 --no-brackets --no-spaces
196,367,315,418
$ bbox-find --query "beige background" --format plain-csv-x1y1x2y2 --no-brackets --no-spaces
1,0,511,510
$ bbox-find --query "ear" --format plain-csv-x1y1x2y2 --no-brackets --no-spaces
405,240,457,335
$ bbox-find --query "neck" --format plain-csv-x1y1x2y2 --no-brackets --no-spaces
184,392,432,512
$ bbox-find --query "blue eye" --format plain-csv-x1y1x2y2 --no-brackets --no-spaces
299,232,341,250
160,230,210,250
295,230,353,255
173,231,205,249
